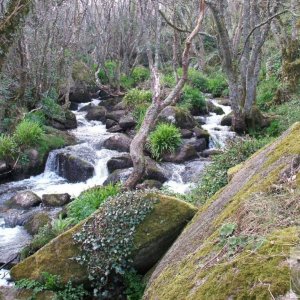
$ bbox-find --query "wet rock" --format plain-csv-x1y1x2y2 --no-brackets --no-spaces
207,100,225,115
113,101,126,111
107,154,133,173
119,115,136,130
4,209,37,227
103,169,128,185
78,103,91,112
24,212,52,235
56,153,94,183
144,157,168,183
41,194,71,207
85,106,107,122
0,161,10,181
137,180,163,190
69,102,79,111
218,98,231,106
107,125,124,133
221,112,233,126
103,134,132,152
46,109,77,130
106,119,117,129
188,138,207,152
158,106,197,129
106,110,127,122
193,127,210,143
201,149,223,158
10,193,197,283
69,88,91,103
181,129,193,139
6,191,41,209
162,143,198,163
99,97,121,110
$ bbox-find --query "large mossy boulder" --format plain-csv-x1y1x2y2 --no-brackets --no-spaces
144,123,300,300
11,193,196,285
45,109,77,130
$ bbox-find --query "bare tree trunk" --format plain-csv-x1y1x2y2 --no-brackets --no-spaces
124,0,206,190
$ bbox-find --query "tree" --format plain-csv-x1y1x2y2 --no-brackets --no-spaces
124,0,206,190
205,0,282,133
0,0,32,71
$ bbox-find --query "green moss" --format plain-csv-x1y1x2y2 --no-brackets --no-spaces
227,162,244,181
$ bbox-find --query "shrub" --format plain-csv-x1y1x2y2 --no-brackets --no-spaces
67,185,120,222
42,96,64,119
120,74,135,90
51,215,75,236
162,73,176,88
180,85,206,112
133,104,149,130
187,69,209,91
189,136,273,205
257,76,279,111
207,72,228,97
14,120,44,147
124,88,152,109
124,270,146,300
0,134,17,161
131,66,150,83
148,123,181,160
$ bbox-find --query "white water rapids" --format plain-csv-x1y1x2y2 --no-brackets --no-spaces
0,97,234,286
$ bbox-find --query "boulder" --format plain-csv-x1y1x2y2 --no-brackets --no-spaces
193,127,210,143
136,180,163,190
78,103,91,112
119,115,137,130
69,102,79,111
106,119,117,129
46,109,77,130
56,153,94,183
144,123,300,300
24,213,52,235
221,112,233,126
98,97,121,110
158,106,197,129
103,169,129,185
69,89,91,103
6,191,41,209
11,193,197,284
103,134,132,152
107,154,133,173
113,101,127,111
106,110,127,122
218,98,231,106
188,138,207,152
201,149,223,158
85,106,107,122
162,143,198,163
107,125,124,133
0,288,56,300
207,100,225,115
144,157,168,183
4,209,37,227
180,129,193,139
41,193,71,207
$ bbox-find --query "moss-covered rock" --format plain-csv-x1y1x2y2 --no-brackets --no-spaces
11,193,196,285
24,212,51,235
144,122,300,299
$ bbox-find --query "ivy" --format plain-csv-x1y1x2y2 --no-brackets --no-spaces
73,190,157,299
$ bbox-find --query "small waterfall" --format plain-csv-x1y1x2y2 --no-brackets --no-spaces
44,151,59,173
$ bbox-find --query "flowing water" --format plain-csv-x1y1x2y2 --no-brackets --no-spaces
0,97,234,286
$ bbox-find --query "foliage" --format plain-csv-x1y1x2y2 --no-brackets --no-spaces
148,123,181,160
124,270,146,300
131,66,150,83
0,134,17,161
133,104,149,130
38,134,66,159
51,215,75,236
73,190,155,298
121,74,135,90
256,76,279,111
124,88,152,109
14,120,44,147
207,72,228,97
25,111,47,126
187,69,209,91
42,96,65,119
180,85,206,112
189,136,273,205
162,73,176,88
15,272,88,300
67,185,120,223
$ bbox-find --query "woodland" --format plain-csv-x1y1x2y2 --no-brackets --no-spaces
0,0,299,299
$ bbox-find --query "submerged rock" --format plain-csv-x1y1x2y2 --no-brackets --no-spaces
144,123,300,300
103,134,132,152
10,193,197,284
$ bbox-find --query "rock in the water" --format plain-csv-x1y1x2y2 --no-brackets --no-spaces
6,191,41,209
201,149,223,157
46,109,77,130
189,138,207,152
218,98,231,106
162,143,198,163
207,100,225,115
106,119,117,129
107,125,124,133
193,127,210,143
56,153,94,183
69,102,79,111
113,101,126,111
103,169,129,185
24,213,52,235
181,129,193,139
41,194,71,207
4,209,37,227
103,134,132,152
136,180,163,190
85,106,107,122
106,110,127,122
10,193,197,284
107,155,133,173
119,115,136,130
99,97,121,110
144,157,168,183
221,112,233,126
158,106,197,129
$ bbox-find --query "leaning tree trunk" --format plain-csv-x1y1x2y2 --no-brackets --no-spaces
124,0,206,190
0,0,32,72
